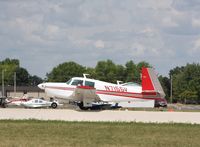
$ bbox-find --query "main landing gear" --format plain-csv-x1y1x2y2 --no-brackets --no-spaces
77,101,119,110
77,102,89,110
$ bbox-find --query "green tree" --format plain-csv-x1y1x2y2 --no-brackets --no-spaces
158,76,170,101
0,58,19,86
16,67,30,86
137,61,151,71
171,63,200,103
115,65,126,82
169,66,184,76
0,58,43,86
124,60,151,83
85,67,97,79
95,60,117,83
47,61,86,82
124,60,137,82
29,75,43,86
179,90,198,103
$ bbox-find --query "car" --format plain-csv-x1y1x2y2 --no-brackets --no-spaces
154,99,167,108
21,98,61,109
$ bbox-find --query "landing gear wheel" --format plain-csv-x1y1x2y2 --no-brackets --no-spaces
78,102,89,110
2,103,7,108
51,102,57,109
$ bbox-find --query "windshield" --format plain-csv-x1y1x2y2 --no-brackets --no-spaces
66,79,72,85
71,79,83,86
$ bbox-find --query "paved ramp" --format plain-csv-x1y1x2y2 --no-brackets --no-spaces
0,108,200,124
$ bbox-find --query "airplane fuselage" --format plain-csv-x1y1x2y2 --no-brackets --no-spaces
38,77,161,103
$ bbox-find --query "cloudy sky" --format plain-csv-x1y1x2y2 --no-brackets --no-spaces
0,0,199,78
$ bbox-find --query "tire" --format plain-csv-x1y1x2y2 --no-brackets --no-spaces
51,102,57,109
2,103,7,108
78,102,89,110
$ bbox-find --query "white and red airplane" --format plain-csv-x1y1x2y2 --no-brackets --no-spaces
38,68,166,110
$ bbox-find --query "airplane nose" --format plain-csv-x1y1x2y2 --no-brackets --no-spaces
38,83,46,89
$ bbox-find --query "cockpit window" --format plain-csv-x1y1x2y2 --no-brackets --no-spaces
85,81,95,88
71,80,83,86
66,79,72,85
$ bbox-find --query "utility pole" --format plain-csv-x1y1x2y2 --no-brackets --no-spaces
2,70,4,97
14,72,16,98
170,75,173,103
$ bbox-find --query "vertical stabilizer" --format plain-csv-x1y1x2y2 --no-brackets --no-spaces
142,68,165,98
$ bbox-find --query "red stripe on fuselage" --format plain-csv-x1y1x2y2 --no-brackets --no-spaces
45,86,161,100
96,91,161,100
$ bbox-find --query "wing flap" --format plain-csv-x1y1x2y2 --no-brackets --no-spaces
70,86,101,103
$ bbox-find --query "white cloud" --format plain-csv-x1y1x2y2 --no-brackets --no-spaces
192,38,200,52
130,43,145,56
46,25,59,35
73,39,92,48
138,0,173,10
94,40,105,48
162,17,178,27
0,0,199,77
44,25,60,40
140,27,156,37
192,18,200,27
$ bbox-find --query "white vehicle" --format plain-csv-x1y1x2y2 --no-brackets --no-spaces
38,68,166,110
21,98,60,109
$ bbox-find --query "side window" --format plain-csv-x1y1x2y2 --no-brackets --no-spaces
71,80,83,86
35,100,38,103
85,81,95,88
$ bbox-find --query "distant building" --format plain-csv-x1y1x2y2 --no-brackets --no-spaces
0,86,46,98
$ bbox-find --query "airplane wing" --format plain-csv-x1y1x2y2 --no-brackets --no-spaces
69,86,101,107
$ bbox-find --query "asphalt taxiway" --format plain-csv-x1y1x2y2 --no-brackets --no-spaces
0,108,200,124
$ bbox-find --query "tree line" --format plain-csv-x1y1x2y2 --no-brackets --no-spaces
0,58,200,103
0,58,42,86
46,60,150,83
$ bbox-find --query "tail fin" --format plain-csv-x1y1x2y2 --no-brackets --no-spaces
142,68,165,98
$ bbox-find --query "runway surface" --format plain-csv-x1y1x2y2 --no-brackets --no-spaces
0,108,200,124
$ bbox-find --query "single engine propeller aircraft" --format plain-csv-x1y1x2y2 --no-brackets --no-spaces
38,68,166,110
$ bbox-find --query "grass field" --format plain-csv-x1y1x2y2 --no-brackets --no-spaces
0,120,200,147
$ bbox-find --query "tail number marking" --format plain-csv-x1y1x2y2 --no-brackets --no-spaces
104,86,127,92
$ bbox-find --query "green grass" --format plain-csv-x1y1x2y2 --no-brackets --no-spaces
0,120,200,147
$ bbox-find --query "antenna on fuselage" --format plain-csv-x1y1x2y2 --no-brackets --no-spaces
117,80,123,85
83,74,89,79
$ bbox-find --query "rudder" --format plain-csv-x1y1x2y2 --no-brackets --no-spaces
142,68,165,98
